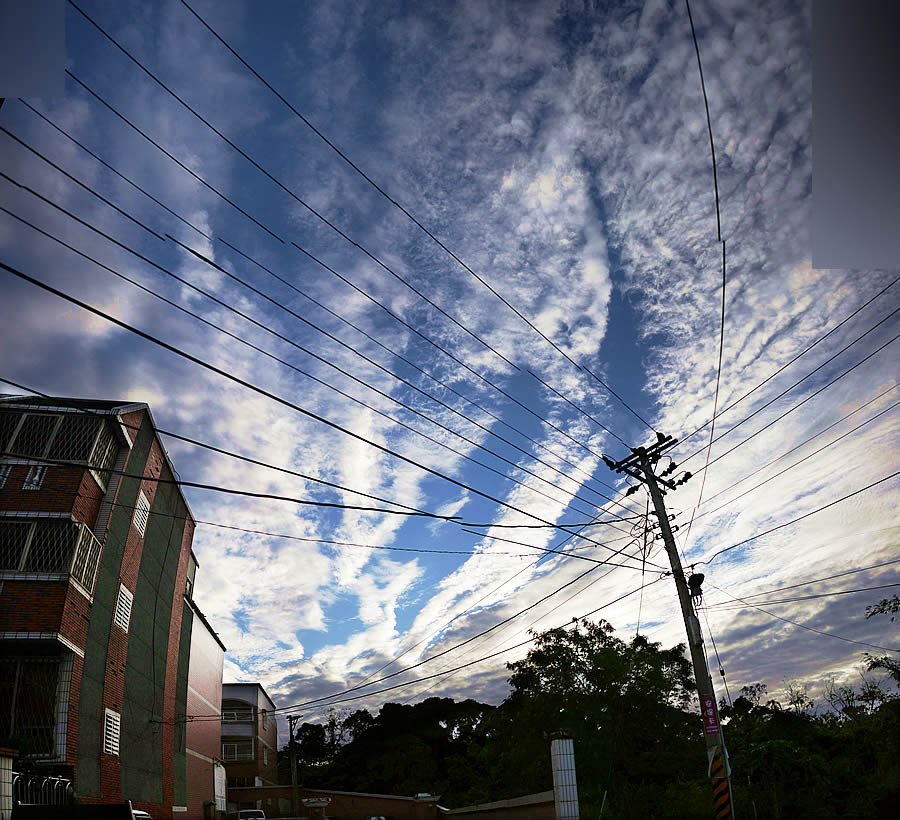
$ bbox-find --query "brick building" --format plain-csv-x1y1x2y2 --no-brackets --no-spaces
0,395,223,817
221,682,277,806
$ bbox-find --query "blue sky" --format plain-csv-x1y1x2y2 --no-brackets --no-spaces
1,0,898,733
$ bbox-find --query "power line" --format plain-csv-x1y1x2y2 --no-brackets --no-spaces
677,274,900,452
182,574,667,721
1,450,449,519
67,0,522,375
460,527,668,573
11,99,632,511
0,255,657,562
687,325,900,479
22,82,635,511
0,189,611,521
705,582,900,611
700,383,899,508
64,68,282,242
709,556,900,603
0,125,164,241
0,375,432,515
335,503,648,696
168,235,632,515
694,398,900,522
699,469,900,566
705,581,900,653
175,0,654,433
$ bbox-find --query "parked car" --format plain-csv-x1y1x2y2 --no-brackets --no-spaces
237,811,266,820
132,812,154,820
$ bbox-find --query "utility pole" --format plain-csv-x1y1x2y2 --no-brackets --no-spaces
287,713,301,817
606,434,734,820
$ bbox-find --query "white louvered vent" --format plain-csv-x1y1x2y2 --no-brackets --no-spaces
103,708,121,756
133,490,150,536
114,584,134,633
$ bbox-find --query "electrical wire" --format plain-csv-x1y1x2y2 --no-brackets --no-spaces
0,375,440,516
0,254,659,563
677,274,900,450
175,0,654,434
705,581,900,653
699,469,900,565
694,398,900,522
686,325,900,480
0,192,611,521
0,450,451,519
179,574,667,721
708,556,900,603
9,99,638,514
705,582,900,611
700,383,899,508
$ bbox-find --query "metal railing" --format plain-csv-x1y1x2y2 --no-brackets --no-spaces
221,741,255,761
0,518,102,593
222,707,256,723
12,771,74,807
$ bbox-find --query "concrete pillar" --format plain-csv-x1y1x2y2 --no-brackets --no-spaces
0,748,16,820
550,735,579,820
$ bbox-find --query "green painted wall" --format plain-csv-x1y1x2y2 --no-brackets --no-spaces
76,416,154,796
174,605,193,804
120,462,187,802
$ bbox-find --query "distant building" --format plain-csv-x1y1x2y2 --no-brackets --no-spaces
221,682,277,807
0,395,224,817
184,579,228,820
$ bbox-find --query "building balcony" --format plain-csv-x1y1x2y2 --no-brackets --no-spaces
0,517,103,595
222,707,256,723
221,739,255,762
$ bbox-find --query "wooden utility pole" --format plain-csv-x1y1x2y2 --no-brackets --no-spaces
607,435,734,819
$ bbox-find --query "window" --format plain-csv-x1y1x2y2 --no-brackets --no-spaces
103,709,121,756
23,465,47,490
113,584,134,633
263,746,268,766
0,463,11,488
0,656,66,758
0,519,103,592
133,490,150,536
3,413,60,458
221,739,254,761
262,709,268,729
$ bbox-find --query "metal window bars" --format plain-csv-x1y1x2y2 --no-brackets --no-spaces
221,740,255,761
222,707,256,723
0,656,67,758
0,410,121,489
0,518,102,592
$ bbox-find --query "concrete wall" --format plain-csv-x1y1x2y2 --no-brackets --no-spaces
185,600,225,820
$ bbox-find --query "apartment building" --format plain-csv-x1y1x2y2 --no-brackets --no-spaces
0,395,222,817
221,682,277,803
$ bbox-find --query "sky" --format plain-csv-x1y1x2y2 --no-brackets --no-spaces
1,0,898,741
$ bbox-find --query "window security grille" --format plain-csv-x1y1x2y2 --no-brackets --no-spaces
222,707,255,723
0,656,65,757
221,740,254,761
103,709,121,756
133,490,150,536
0,519,103,592
0,463,11,488
113,584,134,633
0,411,121,489
263,747,268,765
23,465,46,490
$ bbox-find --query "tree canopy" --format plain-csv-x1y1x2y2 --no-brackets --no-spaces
279,613,900,818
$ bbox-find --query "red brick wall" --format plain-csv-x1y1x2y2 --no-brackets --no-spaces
0,579,66,631
0,462,85,514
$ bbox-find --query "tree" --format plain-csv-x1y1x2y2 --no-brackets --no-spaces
494,619,705,818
